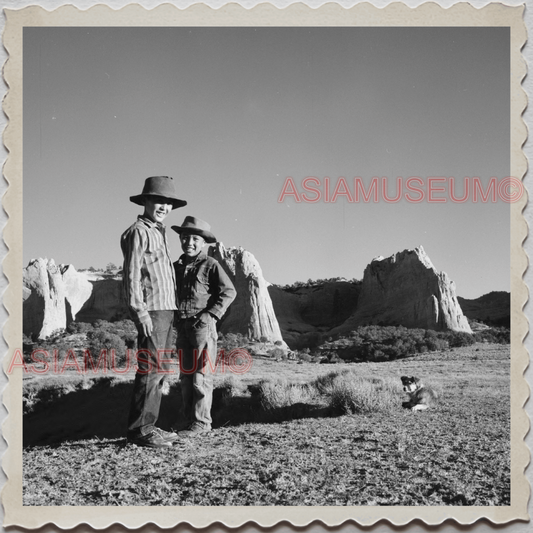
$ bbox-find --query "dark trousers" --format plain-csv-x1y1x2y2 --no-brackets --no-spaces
176,315,218,429
127,310,174,437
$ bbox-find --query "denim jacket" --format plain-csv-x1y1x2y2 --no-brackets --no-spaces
174,250,236,321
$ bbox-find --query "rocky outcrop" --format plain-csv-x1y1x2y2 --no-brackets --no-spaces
209,243,286,345
23,245,474,345
61,264,94,323
332,246,471,334
23,259,93,338
23,247,286,344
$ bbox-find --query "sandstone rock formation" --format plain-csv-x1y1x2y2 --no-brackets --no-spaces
23,258,66,339
23,245,286,344
23,245,474,345
61,264,94,322
332,246,471,334
209,243,286,345
23,259,93,338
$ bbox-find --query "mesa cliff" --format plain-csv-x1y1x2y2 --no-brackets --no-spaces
268,281,362,348
23,245,480,344
328,246,472,335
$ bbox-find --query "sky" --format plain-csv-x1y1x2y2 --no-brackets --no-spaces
23,27,510,299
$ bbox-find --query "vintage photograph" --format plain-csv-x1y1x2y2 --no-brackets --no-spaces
2,2,528,529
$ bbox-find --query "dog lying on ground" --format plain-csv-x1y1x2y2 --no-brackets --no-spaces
401,375,438,411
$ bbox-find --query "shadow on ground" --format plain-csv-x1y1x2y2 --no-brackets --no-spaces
23,379,332,447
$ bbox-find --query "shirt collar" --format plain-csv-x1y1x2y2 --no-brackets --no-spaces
138,214,165,232
179,248,208,266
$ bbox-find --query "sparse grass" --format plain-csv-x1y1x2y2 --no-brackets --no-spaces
22,344,511,506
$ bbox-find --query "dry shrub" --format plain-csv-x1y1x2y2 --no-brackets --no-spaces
267,347,286,360
297,352,313,363
250,371,403,418
312,368,352,395
253,378,317,410
217,375,245,401
328,374,400,415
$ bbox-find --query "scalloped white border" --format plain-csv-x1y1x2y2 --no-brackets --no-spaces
0,2,529,529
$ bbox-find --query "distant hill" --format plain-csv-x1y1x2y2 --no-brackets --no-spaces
457,291,510,328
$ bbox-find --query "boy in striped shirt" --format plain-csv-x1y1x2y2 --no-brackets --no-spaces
121,176,186,448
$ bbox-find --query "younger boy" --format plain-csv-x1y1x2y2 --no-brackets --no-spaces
172,216,236,436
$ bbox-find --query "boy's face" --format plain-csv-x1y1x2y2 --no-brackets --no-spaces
143,196,173,224
180,233,206,258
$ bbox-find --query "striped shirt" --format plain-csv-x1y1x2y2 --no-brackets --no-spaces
120,215,177,322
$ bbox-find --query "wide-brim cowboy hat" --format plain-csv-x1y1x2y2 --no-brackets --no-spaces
171,216,217,243
130,176,187,209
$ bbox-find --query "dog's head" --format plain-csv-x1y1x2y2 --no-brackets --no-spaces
401,375,422,393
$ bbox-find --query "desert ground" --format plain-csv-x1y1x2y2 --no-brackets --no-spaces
23,343,510,506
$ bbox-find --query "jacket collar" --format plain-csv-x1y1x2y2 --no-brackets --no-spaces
178,248,207,266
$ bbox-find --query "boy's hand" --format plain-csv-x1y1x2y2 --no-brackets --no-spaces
194,311,212,328
139,314,153,337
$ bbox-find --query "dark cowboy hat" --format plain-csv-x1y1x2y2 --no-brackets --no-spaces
130,176,187,209
171,216,217,243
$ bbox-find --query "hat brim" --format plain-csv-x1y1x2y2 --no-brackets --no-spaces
171,225,217,244
130,194,187,209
